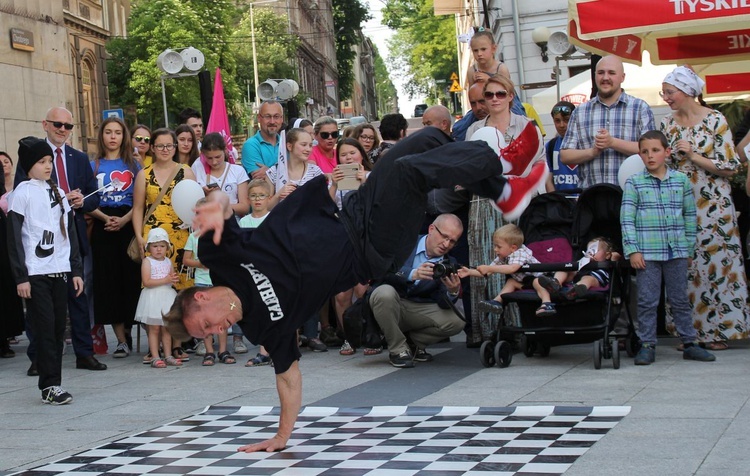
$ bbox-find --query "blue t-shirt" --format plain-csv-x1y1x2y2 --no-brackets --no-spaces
241,131,280,175
90,158,141,207
546,137,579,191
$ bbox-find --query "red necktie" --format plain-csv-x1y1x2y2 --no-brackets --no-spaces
55,148,69,193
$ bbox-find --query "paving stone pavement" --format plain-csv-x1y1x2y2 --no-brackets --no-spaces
1,331,749,475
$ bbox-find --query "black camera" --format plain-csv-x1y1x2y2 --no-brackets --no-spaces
432,258,458,279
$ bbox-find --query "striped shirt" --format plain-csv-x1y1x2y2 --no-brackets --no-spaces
561,91,654,188
620,169,696,261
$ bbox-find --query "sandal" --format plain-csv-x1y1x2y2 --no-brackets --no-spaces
536,302,556,317
202,353,216,366
245,353,272,367
363,346,383,356
564,284,588,301
150,358,166,368
705,341,729,351
339,340,355,356
143,352,153,364
164,355,182,366
218,351,236,364
172,347,190,361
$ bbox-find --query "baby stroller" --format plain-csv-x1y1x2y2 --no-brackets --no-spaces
479,184,634,369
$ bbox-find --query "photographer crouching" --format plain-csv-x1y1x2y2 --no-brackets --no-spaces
369,214,465,368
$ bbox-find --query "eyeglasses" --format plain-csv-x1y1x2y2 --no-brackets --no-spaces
249,194,269,200
659,89,680,98
433,225,458,246
359,135,375,142
48,121,74,130
483,90,508,100
134,135,150,143
469,99,486,106
153,143,176,151
552,105,573,115
260,114,283,121
319,131,339,140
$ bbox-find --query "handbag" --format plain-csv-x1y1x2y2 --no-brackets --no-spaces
127,165,181,263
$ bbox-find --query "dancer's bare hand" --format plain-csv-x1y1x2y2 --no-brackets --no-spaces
193,194,229,245
238,435,288,453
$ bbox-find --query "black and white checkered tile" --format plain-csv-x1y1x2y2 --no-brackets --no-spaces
15,405,630,475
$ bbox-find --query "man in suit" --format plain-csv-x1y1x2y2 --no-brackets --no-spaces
16,106,107,374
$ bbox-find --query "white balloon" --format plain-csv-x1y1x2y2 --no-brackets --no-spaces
171,179,204,226
618,154,646,189
468,126,507,155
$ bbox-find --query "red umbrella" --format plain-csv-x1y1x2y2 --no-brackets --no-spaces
568,0,750,65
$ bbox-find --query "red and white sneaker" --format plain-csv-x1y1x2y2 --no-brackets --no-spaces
493,161,548,220
499,122,540,177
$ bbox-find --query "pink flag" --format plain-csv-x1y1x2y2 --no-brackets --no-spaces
202,68,237,173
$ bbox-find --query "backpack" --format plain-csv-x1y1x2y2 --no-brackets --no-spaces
342,292,383,349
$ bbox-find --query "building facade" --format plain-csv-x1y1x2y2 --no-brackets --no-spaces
0,0,129,156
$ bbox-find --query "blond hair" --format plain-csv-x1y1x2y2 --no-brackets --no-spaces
493,224,524,247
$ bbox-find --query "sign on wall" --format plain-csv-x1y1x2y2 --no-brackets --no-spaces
10,28,34,52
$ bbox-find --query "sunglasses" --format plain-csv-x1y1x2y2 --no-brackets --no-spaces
319,131,339,140
483,90,508,100
134,135,150,143
552,105,573,116
48,121,74,130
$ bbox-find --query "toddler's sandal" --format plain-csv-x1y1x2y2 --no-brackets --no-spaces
535,302,556,317
164,355,182,366
245,353,272,367
202,353,216,366
150,358,166,368
218,351,236,364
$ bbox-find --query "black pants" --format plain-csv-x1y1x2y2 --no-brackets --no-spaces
341,130,504,280
26,275,68,390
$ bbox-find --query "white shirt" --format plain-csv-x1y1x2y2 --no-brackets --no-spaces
9,179,73,276
192,162,249,204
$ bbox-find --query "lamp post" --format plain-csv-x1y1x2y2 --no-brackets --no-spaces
250,0,279,110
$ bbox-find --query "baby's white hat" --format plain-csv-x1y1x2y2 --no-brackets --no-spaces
146,227,170,245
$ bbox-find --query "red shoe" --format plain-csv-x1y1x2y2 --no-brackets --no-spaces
493,161,548,220
500,122,540,177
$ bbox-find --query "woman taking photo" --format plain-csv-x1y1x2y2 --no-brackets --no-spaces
659,66,749,349
132,128,196,301
175,124,200,166
88,117,142,357
193,132,250,217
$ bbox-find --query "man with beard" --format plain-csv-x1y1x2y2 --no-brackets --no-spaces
560,55,654,188
241,101,284,180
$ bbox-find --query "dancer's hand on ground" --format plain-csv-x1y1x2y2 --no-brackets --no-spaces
237,435,288,453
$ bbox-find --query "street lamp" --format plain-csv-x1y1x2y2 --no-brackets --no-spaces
250,0,279,109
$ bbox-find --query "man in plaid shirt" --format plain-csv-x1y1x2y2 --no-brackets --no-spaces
560,55,654,188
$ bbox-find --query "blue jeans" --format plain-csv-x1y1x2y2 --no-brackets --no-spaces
636,259,696,345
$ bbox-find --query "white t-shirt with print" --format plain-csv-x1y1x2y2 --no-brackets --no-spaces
193,162,249,204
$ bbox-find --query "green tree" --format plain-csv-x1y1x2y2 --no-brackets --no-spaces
382,0,456,99
332,0,372,100
107,0,242,128
373,45,398,118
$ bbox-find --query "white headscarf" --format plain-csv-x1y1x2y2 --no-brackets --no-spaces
663,66,705,97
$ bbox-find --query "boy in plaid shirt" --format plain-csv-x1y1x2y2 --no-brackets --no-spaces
621,131,715,365
458,224,540,315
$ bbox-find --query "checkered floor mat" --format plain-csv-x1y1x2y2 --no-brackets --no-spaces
16,405,630,475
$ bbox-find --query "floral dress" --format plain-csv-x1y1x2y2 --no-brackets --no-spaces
142,164,194,290
660,110,748,342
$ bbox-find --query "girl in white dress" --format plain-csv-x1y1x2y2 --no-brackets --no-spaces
135,227,181,368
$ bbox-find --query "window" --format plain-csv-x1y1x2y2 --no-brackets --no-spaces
81,61,96,139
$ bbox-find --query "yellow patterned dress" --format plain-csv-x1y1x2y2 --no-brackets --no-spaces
142,164,194,290
661,110,748,343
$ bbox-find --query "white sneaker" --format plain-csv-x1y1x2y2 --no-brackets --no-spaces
112,342,130,358
233,338,248,354
195,340,206,356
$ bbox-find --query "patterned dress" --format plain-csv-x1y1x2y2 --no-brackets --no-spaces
142,164,194,290
660,110,749,343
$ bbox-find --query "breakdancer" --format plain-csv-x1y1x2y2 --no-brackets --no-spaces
164,127,547,452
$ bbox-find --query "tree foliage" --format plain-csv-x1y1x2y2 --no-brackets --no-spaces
373,45,398,118
332,0,371,100
382,0,456,99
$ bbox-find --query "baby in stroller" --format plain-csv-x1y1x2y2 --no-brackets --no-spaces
458,224,542,315
533,237,620,317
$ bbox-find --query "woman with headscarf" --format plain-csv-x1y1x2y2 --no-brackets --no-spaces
659,66,748,350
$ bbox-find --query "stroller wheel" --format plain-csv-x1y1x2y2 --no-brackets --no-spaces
520,335,535,357
611,338,621,369
495,341,512,368
593,339,603,369
480,341,495,368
